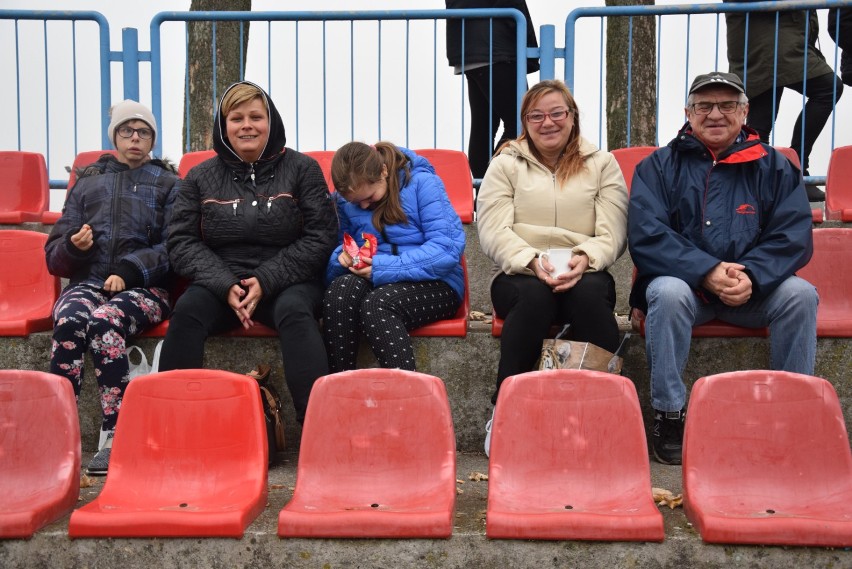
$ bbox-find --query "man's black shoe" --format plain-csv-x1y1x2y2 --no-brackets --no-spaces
652,408,685,465
805,183,825,202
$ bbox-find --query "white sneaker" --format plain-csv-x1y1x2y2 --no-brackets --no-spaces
484,407,495,458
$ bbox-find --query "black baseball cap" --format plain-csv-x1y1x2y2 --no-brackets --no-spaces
688,72,745,95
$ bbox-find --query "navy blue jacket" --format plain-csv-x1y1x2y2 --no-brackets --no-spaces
628,124,813,312
46,155,179,290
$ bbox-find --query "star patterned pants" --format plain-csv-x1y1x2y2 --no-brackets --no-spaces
50,283,170,431
323,274,460,372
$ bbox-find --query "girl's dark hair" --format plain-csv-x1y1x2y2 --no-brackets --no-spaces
331,141,410,231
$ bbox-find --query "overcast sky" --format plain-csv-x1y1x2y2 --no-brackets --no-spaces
2,0,848,204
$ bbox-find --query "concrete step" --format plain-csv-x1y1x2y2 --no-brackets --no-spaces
1,451,849,568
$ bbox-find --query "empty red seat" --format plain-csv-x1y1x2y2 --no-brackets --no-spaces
486,369,664,541
68,369,268,538
774,146,822,223
410,256,469,338
683,370,852,546
178,150,216,179
414,149,474,223
0,230,60,336
610,146,657,195
278,369,456,538
825,145,852,222
798,227,852,336
0,151,50,224
303,150,335,191
0,370,81,539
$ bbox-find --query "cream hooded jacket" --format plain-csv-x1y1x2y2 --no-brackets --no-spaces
477,137,628,279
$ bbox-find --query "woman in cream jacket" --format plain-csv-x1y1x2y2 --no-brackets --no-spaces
477,80,628,424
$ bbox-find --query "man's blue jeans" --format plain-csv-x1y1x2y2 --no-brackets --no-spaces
644,275,818,412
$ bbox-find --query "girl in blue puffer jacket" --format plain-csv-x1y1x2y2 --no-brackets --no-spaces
323,141,466,371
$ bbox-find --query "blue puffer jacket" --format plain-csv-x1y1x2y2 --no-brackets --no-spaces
325,148,466,301
46,155,179,289
628,123,813,312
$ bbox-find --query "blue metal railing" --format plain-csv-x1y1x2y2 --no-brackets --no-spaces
149,9,528,159
0,10,110,187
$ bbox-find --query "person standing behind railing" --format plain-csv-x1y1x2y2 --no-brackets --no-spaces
828,7,852,86
445,0,540,180
726,1,843,202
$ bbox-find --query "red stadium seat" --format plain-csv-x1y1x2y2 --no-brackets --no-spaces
683,370,852,546
610,146,657,195
486,369,664,541
278,369,456,538
0,151,49,223
414,149,474,223
774,146,822,223
410,256,469,338
825,145,852,222
0,230,60,336
0,371,81,539
178,150,216,179
798,227,852,336
68,370,268,538
303,150,335,191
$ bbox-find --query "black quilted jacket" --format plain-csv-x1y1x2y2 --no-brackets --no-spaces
167,81,338,301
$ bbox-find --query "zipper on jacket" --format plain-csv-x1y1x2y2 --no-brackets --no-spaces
107,172,123,274
201,197,242,215
264,192,295,211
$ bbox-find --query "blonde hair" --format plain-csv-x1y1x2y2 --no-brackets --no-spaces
331,141,410,232
498,79,585,183
220,83,267,117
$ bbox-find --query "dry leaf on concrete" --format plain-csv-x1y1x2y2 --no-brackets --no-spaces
469,472,489,482
652,487,683,509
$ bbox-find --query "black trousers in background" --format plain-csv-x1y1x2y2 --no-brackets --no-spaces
747,71,843,173
157,282,328,423
465,61,524,179
491,271,619,404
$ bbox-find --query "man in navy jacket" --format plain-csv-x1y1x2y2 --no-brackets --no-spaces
628,71,817,465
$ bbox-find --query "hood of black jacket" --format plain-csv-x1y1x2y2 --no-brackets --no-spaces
213,81,286,169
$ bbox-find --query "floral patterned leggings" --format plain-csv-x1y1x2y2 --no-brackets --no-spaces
50,284,170,431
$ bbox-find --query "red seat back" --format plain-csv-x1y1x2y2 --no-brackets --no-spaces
178,150,216,179
279,369,456,538
0,370,81,538
825,145,852,222
610,146,657,195
797,227,852,336
414,149,474,223
486,369,664,541
683,370,852,546
303,150,335,192
68,370,268,537
0,151,49,223
0,230,60,336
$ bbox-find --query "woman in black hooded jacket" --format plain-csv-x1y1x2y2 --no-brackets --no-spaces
158,81,338,423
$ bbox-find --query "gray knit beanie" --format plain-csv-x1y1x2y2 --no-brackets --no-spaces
107,100,157,147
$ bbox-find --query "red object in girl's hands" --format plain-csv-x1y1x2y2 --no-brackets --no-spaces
342,232,378,269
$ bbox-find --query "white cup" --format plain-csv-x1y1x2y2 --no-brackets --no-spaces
538,248,574,278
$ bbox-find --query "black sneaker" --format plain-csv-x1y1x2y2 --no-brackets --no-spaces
652,409,685,465
86,430,114,476
805,184,825,202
